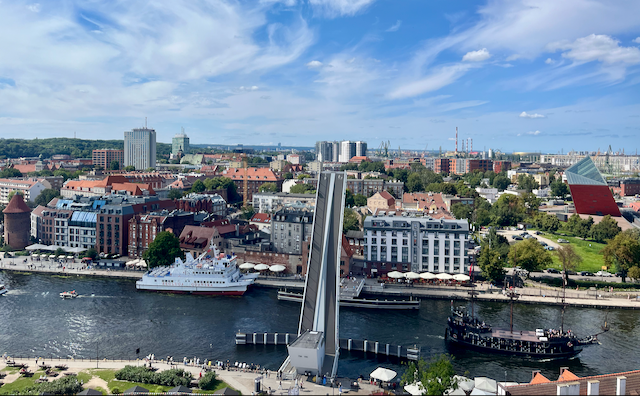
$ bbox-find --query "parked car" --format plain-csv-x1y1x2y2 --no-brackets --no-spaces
539,241,548,246
545,246,555,251
596,270,614,277
579,271,594,276
557,238,569,243
512,235,523,240
534,231,542,235
547,268,560,274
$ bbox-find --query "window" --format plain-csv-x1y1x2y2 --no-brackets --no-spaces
402,247,408,262
372,238,377,244
403,239,408,246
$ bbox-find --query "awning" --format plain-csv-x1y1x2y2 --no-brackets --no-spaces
420,272,437,280
269,265,286,272
370,367,397,382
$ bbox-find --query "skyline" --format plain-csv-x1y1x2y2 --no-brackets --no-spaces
0,0,638,152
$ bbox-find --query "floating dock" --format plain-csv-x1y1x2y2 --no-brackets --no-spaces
235,332,420,361
277,290,420,310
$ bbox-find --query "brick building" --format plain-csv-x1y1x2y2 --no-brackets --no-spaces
221,167,283,202
175,193,227,217
127,210,196,257
92,149,124,170
367,191,396,213
178,225,222,256
434,158,451,174
493,160,511,174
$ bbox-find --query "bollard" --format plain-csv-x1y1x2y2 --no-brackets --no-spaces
348,339,352,351
386,344,390,355
253,333,257,345
397,345,401,357
364,340,368,353
286,333,290,344
264,333,268,345
375,342,379,354
275,333,278,345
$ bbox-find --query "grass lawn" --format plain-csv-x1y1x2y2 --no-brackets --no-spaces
87,369,237,394
0,369,46,395
526,229,607,273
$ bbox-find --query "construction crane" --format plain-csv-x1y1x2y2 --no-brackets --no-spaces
378,140,391,157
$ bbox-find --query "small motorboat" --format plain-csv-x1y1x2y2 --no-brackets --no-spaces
59,290,78,299
0,284,7,295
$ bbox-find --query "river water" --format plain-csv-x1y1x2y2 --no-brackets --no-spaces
1,272,638,383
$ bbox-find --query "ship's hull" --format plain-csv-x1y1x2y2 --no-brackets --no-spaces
144,289,246,296
136,283,250,295
445,326,583,360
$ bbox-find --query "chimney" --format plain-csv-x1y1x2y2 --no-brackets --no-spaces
531,370,541,381
616,376,626,396
587,380,599,396
560,367,569,376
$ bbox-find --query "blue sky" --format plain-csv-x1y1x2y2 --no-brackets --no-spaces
0,0,639,152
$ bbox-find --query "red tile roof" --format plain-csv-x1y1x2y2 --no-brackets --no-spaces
530,372,551,385
223,167,280,181
3,193,31,213
250,213,271,223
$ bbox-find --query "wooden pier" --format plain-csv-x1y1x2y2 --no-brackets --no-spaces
235,332,420,361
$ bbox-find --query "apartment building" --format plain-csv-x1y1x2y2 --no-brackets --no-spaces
252,192,315,213
221,167,283,202
270,207,314,255
175,193,227,217
127,210,195,257
92,149,124,170
0,178,47,205
363,215,469,275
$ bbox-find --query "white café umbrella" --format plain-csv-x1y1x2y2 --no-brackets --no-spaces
370,367,397,382
49,254,56,259
404,382,423,396
420,272,437,280
454,376,475,392
437,273,454,280
239,263,255,270
126,259,138,267
136,260,148,268
473,377,497,394
67,256,74,259
269,264,286,272
387,271,404,279
40,254,48,258
453,274,471,282
254,264,270,271
405,271,421,280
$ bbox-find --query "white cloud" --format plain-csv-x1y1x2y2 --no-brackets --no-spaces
526,130,541,135
239,86,259,91
308,0,375,18
462,48,491,62
547,34,640,65
545,58,555,64
506,54,521,61
520,111,545,118
306,60,323,68
386,20,402,32
27,3,40,12
634,37,640,44
388,64,473,99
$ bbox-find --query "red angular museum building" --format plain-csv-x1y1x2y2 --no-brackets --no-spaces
565,156,621,217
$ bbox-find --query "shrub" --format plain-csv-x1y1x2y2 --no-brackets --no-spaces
115,366,191,387
534,276,640,290
25,375,84,395
112,387,121,394
199,371,219,391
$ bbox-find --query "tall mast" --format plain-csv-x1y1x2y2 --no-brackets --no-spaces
561,271,567,334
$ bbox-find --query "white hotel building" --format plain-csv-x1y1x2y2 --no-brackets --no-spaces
363,216,470,275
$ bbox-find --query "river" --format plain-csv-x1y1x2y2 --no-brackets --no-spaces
1,272,638,383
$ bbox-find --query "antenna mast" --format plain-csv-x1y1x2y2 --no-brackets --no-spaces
455,127,458,155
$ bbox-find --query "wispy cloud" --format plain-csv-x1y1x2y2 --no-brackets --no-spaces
527,130,541,135
385,20,402,32
462,48,491,62
308,0,375,18
306,60,323,68
388,64,473,99
520,111,545,119
547,34,640,65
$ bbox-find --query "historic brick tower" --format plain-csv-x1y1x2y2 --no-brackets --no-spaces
3,194,31,250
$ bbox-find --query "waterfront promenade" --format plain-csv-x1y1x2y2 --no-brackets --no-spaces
2,257,640,310
0,357,380,395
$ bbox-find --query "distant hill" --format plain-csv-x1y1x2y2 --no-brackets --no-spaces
0,138,171,159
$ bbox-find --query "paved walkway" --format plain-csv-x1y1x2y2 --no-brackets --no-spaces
0,358,380,395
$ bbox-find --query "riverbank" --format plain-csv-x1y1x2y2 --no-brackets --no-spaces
3,258,640,310
0,357,378,395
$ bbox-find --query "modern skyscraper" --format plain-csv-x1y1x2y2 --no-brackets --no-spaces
355,141,367,157
315,140,367,163
124,127,156,170
172,130,190,156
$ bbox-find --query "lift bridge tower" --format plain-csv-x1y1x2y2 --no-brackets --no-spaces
280,172,346,382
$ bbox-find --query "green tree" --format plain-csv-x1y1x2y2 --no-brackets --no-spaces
508,239,552,272
283,172,293,180
602,230,640,282
401,354,459,396
451,202,473,221
35,188,60,207
353,193,367,207
142,231,185,269
0,168,23,178
628,266,640,281
167,189,183,200
406,173,424,192
478,248,506,282
550,179,569,197
345,189,355,207
516,174,539,193
296,173,311,180
492,175,510,190
259,182,278,193
590,215,621,243
109,160,120,170
481,228,511,258
556,245,582,286
343,208,360,232
491,194,525,227
191,179,206,193
240,205,255,220
124,165,136,172
54,247,66,257
199,371,220,391
84,248,98,260
533,213,560,232
7,190,24,202
290,183,315,194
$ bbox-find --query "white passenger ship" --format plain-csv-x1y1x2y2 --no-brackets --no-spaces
135,244,258,296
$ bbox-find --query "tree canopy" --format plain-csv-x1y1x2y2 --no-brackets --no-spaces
0,168,22,178
602,230,640,282
290,183,315,194
589,215,621,243
167,189,183,200
550,178,569,197
508,238,552,272
142,231,185,269
35,188,61,207
478,248,506,283
516,174,539,192
401,354,459,395
556,245,582,285
343,208,360,233
259,182,278,193
7,190,24,202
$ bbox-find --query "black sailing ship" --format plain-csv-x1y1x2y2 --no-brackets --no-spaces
445,281,608,359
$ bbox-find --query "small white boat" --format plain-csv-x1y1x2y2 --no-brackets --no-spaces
59,290,78,299
0,284,7,296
